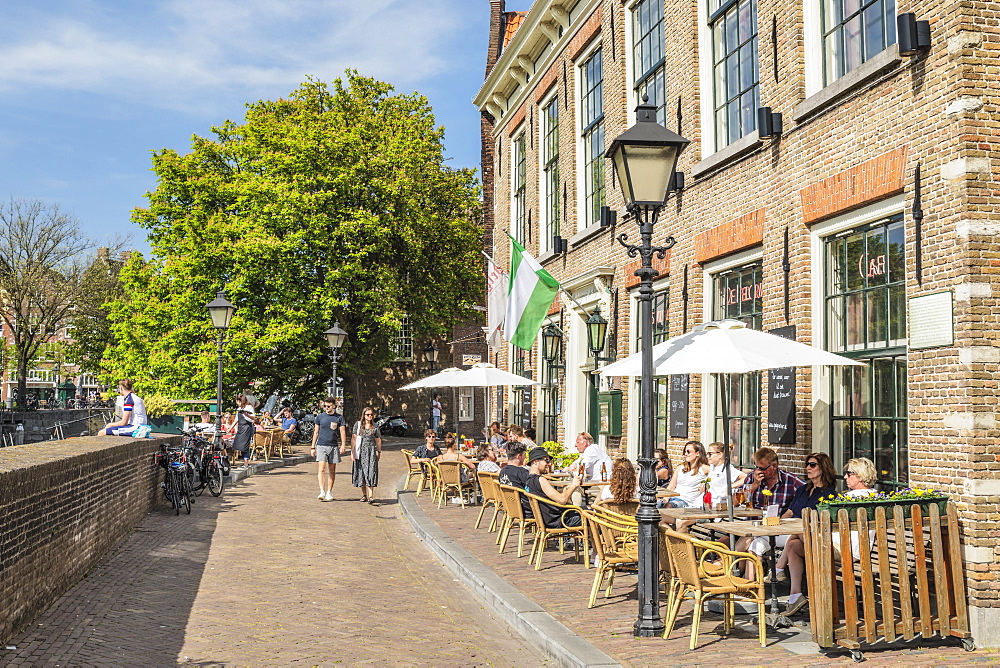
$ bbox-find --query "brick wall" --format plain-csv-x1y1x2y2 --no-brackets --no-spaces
0,434,180,644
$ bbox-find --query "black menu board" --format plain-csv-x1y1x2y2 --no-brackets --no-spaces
521,387,532,429
767,325,796,444
669,374,689,439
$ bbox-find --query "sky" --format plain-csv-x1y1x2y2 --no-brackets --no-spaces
0,0,517,253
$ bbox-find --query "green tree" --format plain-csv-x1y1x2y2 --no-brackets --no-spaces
0,199,98,407
65,249,128,374
101,73,482,403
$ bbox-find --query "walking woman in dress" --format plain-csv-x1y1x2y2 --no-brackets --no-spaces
351,407,382,503
232,393,256,467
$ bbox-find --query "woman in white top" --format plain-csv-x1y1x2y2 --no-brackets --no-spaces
666,441,710,507
703,442,747,505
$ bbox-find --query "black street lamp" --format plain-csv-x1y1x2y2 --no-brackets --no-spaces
605,97,689,637
585,308,614,362
324,322,348,410
205,290,235,444
541,323,564,368
423,343,439,374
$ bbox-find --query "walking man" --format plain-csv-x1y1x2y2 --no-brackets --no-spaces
311,396,347,501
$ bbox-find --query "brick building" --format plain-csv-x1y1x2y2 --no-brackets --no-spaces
475,0,1000,644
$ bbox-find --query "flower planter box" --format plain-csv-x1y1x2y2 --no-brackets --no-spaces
148,415,186,435
816,497,949,523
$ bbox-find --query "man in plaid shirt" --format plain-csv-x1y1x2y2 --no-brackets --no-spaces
738,446,803,510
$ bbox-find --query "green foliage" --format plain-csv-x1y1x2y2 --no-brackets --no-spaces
818,488,948,505
66,253,127,373
541,440,579,470
99,73,482,403
143,393,176,418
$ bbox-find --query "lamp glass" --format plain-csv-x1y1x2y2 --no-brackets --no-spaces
614,144,678,207
586,311,608,355
541,325,561,362
324,322,347,350
206,291,235,330
424,344,439,364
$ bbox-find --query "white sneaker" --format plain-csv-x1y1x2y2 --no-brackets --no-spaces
323,492,335,502
318,491,326,500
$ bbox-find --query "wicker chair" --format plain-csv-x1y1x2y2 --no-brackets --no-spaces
660,528,766,649
592,499,639,517
495,484,539,558
436,461,476,509
580,508,639,608
424,460,443,504
401,449,422,491
524,493,586,570
475,471,504,531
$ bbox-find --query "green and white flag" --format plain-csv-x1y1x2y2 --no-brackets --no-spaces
504,235,559,350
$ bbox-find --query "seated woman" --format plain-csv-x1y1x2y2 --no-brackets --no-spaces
704,442,748,506
771,454,871,616
436,432,476,482
654,448,673,488
662,441,710,532
475,443,501,473
595,458,638,514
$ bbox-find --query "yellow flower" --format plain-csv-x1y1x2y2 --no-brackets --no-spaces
762,489,773,497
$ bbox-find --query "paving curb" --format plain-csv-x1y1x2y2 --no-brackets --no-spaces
396,475,622,668
225,453,312,484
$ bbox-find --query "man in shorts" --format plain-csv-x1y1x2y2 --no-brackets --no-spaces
311,396,347,502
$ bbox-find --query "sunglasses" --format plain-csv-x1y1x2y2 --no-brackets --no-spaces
844,470,857,477
806,461,819,468
756,463,773,471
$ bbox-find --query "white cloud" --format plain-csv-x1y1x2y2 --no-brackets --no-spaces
0,0,465,114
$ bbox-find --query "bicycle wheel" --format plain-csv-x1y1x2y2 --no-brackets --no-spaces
207,457,225,497
178,472,192,514
167,471,180,515
192,459,206,496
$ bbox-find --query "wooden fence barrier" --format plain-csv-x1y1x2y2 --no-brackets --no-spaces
802,502,973,661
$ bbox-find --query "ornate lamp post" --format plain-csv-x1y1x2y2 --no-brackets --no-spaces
605,98,690,637
423,343,440,374
323,323,348,409
205,290,236,444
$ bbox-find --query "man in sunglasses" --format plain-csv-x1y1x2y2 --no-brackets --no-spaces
737,446,803,511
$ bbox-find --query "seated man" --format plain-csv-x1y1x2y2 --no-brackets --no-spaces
524,446,583,528
497,441,529,489
411,429,441,464
279,407,298,443
570,432,612,481
192,410,216,434
736,446,804,511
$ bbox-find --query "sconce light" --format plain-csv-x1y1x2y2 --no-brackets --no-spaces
552,234,568,254
669,171,685,191
757,107,783,140
599,205,617,228
897,13,931,57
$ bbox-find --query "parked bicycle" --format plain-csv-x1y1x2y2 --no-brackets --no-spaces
182,427,225,498
153,443,192,514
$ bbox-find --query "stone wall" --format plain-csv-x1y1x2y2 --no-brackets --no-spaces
1,409,110,444
0,433,180,644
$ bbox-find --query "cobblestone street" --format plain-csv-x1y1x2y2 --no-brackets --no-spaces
1,442,543,666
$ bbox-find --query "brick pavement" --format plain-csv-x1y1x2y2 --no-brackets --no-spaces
1,441,544,666
410,484,1000,667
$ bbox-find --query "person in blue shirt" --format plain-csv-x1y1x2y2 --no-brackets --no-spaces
310,397,346,502
280,407,298,443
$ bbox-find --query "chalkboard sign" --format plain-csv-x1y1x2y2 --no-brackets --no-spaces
669,374,689,439
767,325,796,444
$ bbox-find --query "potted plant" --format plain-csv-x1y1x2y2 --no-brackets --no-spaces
541,441,580,470
816,487,949,522
144,394,184,434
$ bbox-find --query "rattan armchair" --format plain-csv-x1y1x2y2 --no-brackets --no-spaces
524,493,585,570
495,484,539,558
401,449,422,491
436,460,476,509
475,471,504,531
660,528,766,649
580,508,639,608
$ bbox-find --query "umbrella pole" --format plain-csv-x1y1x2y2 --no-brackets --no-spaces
719,373,736,548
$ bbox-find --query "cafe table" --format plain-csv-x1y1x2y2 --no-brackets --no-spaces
711,517,804,622
548,478,610,507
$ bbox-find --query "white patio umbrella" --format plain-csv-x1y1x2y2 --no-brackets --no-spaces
601,319,863,525
451,362,541,387
398,367,464,390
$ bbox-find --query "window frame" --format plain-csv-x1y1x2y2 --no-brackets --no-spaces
393,316,413,362
628,0,667,125
577,43,605,231
458,387,475,422
820,0,897,86
539,91,561,253
708,0,760,151
511,130,527,244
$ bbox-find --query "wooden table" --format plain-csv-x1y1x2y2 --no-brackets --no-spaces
658,507,762,522
655,489,679,498
711,518,805,620
548,478,610,507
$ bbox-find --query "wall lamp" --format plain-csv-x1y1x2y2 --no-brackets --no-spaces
897,13,931,57
552,234,568,254
757,107,783,140
600,205,617,228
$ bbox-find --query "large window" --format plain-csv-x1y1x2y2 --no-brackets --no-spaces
632,0,666,125
825,215,908,488
709,0,759,150
393,316,413,361
512,132,527,243
580,47,605,228
511,346,531,428
541,97,560,251
459,387,474,422
822,0,896,85
633,288,670,350
712,261,762,464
